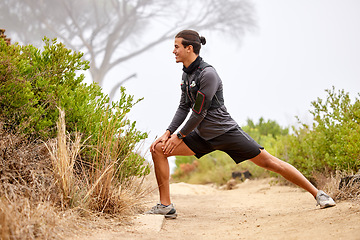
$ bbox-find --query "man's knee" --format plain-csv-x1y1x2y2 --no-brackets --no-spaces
252,151,284,173
151,142,165,157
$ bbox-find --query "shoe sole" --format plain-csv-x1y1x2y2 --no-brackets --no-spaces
320,203,336,209
165,213,177,219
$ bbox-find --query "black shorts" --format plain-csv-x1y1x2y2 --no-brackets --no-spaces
183,126,264,164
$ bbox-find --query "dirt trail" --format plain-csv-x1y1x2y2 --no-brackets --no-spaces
71,179,360,240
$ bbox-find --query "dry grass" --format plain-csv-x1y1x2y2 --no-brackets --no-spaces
0,121,64,239
44,108,82,209
0,109,151,239
0,197,65,239
77,109,150,215
268,168,360,205
314,171,360,203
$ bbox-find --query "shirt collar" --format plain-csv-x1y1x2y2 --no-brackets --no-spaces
182,56,202,74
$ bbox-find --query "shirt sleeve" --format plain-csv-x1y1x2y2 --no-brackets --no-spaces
179,68,220,136
166,90,191,134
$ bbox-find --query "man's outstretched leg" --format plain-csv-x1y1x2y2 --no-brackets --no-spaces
251,149,336,208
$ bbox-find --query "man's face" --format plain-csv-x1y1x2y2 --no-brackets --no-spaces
173,38,190,63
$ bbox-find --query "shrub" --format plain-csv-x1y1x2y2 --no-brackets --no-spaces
0,37,149,178
0,37,150,238
0,37,89,139
278,87,360,180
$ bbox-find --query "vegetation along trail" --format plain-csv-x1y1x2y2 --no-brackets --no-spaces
71,178,360,240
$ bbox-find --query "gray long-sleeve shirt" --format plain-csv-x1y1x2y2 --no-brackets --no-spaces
167,59,237,140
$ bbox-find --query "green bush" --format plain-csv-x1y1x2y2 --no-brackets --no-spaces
0,37,149,179
242,118,290,157
0,37,87,138
242,117,289,142
278,87,360,179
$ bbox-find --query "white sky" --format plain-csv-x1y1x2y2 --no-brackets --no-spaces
103,0,360,162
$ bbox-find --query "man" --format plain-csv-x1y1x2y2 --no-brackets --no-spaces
146,30,335,219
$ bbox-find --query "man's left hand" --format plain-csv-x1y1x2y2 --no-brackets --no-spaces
162,134,183,155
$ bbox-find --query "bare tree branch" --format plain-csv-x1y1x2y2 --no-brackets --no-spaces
0,0,256,92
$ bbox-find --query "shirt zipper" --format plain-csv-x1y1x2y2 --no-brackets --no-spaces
186,76,196,103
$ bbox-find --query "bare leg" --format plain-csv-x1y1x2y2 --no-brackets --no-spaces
151,141,195,205
250,149,318,198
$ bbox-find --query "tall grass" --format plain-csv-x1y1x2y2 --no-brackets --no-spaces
46,108,150,214
45,108,81,208
0,109,150,239
81,107,149,214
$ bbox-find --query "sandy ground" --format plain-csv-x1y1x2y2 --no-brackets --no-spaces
70,178,360,240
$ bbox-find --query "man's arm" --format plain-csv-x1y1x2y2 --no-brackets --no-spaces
166,90,191,134
151,89,190,153
178,68,220,136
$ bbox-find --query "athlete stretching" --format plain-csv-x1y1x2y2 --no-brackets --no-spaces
146,30,335,219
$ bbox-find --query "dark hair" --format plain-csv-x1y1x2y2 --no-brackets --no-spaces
175,30,206,55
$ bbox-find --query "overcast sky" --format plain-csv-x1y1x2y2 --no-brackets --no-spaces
103,0,360,163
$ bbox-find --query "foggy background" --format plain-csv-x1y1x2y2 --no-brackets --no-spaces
116,0,360,165
2,0,360,169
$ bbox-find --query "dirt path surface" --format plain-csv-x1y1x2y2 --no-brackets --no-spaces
71,179,360,240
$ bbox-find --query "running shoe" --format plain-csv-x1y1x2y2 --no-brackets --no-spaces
145,203,177,219
316,190,336,208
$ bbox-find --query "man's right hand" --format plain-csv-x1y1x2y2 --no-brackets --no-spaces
150,130,171,153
